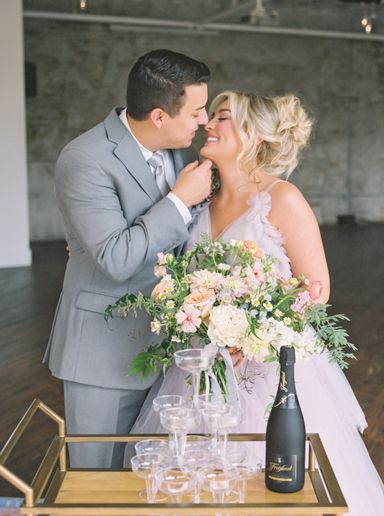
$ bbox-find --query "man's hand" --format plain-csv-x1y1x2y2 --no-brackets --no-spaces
172,159,213,208
228,347,245,369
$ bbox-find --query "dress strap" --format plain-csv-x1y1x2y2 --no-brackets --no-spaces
264,179,285,193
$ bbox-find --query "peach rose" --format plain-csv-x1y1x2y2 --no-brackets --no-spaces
242,240,262,259
184,289,216,317
151,275,175,302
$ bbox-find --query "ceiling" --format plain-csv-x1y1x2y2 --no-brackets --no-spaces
23,1,384,39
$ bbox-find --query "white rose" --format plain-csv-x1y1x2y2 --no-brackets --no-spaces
241,332,270,362
207,305,249,348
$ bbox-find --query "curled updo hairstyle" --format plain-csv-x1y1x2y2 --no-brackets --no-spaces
209,91,313,178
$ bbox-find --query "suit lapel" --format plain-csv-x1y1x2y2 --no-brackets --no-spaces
104,108,161,203
104,108,198,201
114,135,161,202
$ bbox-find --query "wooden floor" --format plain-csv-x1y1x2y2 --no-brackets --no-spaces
0,225,383,497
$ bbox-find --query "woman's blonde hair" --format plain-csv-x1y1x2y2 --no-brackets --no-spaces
209,91,313,179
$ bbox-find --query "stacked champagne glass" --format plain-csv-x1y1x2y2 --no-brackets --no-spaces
130,348,262,504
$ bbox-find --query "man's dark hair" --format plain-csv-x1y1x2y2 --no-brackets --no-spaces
126,49,210,120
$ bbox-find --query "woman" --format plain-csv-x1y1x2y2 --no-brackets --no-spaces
131,91,384,514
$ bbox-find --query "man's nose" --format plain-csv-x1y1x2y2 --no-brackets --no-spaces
199,109,209,125
204,118,214,131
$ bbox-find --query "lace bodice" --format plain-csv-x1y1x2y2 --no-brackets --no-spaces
186,186,292,279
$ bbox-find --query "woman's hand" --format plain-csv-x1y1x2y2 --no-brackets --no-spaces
228,346,245,369
308,280,322,301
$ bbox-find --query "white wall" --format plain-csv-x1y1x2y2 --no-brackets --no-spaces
0,0,31,267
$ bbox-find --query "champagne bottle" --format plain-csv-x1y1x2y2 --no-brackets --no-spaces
265,346,306,493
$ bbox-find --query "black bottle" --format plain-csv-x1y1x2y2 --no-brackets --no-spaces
265,346,306,493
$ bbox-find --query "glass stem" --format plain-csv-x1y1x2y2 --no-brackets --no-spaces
168,432,175,453
174,431,187,464
239,479,246,503
193,478,200,503
145,474,156,504
212,490,225,504
192,370,201,407
219,431,228,460
211,428,219,451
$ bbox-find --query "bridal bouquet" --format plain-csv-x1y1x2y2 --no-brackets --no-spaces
105,237,356,396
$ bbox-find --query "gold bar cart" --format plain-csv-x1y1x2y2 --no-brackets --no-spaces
0,399,348,515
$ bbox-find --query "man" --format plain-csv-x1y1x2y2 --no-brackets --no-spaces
44,49,212,468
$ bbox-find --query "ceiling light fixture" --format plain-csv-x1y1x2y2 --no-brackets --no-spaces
360,1,379,33
240,0,279,26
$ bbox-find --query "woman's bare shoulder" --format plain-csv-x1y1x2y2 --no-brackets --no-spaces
269,181,312,219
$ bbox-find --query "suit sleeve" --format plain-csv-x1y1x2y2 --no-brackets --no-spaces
55,148,189,283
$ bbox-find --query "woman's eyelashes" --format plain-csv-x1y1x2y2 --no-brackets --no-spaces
209,116,230,123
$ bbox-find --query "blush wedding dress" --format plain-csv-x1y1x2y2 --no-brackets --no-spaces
130,180,384,515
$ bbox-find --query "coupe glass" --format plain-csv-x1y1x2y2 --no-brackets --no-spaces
217,404,242,460
184,434,211,452
223,441,247,466
130,452,163,504
182,447,212,503
155,466,194,504
174,348,215,407
153,395,187,452
197,464,238,504
135,438,169,456
152,394,186,413
159,406,198,464
201,401,231,450
235,462,262,503
196,391,224,409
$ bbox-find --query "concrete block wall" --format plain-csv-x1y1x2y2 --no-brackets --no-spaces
24,19,384,240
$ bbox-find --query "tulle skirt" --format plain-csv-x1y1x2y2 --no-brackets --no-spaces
131,353,384,515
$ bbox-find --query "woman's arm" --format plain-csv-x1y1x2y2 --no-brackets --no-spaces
268,182,330,304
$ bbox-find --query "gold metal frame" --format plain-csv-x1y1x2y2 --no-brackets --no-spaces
0,398,348,515
0,398,66,508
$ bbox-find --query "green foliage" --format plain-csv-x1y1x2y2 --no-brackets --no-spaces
104,237,357,391
305,304,357,370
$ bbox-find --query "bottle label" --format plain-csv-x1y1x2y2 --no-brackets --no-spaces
279,372,288,392
266,453,297,483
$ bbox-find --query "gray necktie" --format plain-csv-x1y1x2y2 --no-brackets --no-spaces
147,152,170,196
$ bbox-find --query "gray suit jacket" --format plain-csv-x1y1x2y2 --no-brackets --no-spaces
44,108,197,390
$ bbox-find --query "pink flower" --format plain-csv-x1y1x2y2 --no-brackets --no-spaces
150,320,161,335
291,291,312,313
183,289,216,318
176,304,202,333
157,252,168,265
154,264,167,277
252,261,265,284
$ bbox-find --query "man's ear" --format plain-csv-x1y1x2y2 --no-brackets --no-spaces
150,108,166,129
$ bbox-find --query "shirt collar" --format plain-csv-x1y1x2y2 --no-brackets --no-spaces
119,108,153,162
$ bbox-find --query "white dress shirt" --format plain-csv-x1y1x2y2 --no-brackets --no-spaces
119,108,191,225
